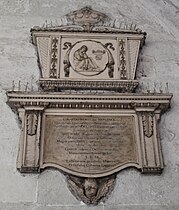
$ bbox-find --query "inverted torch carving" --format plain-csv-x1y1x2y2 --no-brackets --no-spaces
7,7,172,205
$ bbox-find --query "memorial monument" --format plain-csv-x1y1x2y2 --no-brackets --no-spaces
7,7,172,205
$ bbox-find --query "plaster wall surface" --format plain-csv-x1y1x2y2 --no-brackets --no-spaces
0,0,179,209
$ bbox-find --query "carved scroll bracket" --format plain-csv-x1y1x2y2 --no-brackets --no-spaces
17,106,46,173
135,108,164,173
25,107,44,135
134,107,155,138
141,112,154,138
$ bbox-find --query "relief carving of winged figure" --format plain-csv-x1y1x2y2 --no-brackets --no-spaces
67,174,116,205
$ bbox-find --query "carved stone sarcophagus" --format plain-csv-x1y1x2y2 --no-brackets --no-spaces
7,7,172,205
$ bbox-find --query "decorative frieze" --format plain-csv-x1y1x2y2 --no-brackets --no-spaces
39,79,138,92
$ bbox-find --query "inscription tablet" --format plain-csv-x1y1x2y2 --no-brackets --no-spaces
43,115,138,176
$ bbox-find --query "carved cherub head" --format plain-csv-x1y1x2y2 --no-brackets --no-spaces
67,175,116,205
84,178,98,198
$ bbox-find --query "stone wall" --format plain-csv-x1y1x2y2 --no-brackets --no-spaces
0,0,179,209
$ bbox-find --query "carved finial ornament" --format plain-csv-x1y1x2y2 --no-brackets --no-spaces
66,6,108,31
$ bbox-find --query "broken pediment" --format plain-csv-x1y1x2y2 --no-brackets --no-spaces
7,7,172,205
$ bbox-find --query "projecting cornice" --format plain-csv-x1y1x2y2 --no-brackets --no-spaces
7,91,172,112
